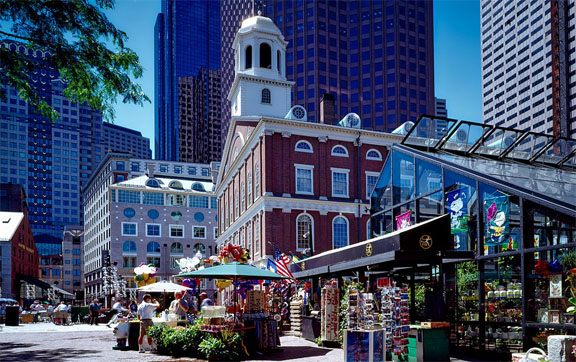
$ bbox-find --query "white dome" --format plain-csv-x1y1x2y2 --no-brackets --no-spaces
239,15,282,36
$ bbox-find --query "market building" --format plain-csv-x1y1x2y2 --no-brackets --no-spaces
290,115,576,359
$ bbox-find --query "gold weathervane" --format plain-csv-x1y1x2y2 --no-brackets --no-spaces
419,234,433,250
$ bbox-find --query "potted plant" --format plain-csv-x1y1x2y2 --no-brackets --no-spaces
560,251,576,272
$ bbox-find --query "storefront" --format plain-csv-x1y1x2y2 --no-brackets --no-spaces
291,116,576,359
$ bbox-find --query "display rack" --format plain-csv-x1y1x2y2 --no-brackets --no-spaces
381,285,410,357
321,285,339,342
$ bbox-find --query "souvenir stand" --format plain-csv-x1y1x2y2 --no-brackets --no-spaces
381,283,410,360
320,284,340,343
243,289,280,351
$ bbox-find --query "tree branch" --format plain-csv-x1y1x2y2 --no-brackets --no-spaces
0,30,36,42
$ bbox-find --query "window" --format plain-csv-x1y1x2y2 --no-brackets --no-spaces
332,169,349,197
123,208,135,218
171,211,182,221
146,241,160,254
146,224,161,237
247,173,252,204
194,212,204,222
170,242,183,254
331,145,349,157
123,256,137,268
193,226,206,239
116,161,125,171
145,178,161,188
366,149,382,160
170,257,180,269
260,43,271,68
254,164,260,198
277,50,281,71
190,196,209,208
174,166,182,174
131,163,140,171
295,140,313,153
159,165,168,173
143,192,164,205
192,182,205,192
170,225,184,238
147,257,160,268
169,181,183,189
254,216,260,255
247,221,252,256
122,240,137,253
241,181,245,212
295,164,313,194
261,88,271,104
333,216,349,248
193,243,206,257
245,45,252,69
147,209,159,219
167,193,185,206
118,190,140,203
122,222,137,236
235,188,239,218
188,167,196,175
366,172,380,199
297,214,313,250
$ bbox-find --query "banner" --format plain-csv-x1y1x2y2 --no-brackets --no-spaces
484,195,509,246
446,188,469,234
395,210,411,230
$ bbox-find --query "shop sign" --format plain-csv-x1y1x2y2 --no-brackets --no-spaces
419,234,433,250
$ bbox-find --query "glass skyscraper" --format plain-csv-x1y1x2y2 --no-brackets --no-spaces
220,0,435,146
155,0,222,162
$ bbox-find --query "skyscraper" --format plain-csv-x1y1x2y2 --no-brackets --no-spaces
481,0,576,138
155,0,222,162
102,122,152,159
220,0,435,145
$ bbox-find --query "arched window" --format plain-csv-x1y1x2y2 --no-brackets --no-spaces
366,149,382,160
146,241,160,254
296,214,313,251
261,88,271,104
193,243,206,257
260,43,271,68
170,242,183,254
122,241,137,253
169,181,183,190
277,50,281,71
295,140,313,153
145,178,161,188
331,145,349,157
333,216,349,249
245,45,252,69
192,182,205,192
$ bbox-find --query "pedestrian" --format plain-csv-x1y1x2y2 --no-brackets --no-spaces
200,292,213,309
89,299,101,325
137,294,159,353
107,298,128,327
129,300,138,314
169,291,189,319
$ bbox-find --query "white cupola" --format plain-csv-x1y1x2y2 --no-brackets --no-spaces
228,13,294,119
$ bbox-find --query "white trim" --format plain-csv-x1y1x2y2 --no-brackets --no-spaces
332,215,349,249
192,225,207,239
122,240,137,254
331,169,350,198
169,224,185,238
295,164,314,195
365,171,381,200
295,140,313,153
146,241,161,255
366,148,383,160
145,223,161,238
121,222,137,236
296,212,314,252
331,145,349,157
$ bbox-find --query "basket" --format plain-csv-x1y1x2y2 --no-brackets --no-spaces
511,347,547,362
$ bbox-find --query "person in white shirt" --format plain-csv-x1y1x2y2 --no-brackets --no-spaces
106,298,128,327
137,294,159,353
54,301,68,325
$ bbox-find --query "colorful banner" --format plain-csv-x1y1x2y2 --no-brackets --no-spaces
484,195,510,246
395,210,411,230
446,188,469,234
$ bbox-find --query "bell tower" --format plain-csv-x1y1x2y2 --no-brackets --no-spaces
228,14,294,119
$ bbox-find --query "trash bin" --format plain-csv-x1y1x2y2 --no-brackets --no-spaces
127,321,140,350
410,325,450,361
5,306,19,326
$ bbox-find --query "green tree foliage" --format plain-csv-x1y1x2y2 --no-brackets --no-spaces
0,0,149,121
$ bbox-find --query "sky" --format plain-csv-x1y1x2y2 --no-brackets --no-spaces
106,0,482,158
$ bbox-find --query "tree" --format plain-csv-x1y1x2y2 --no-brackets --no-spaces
0,0,149,121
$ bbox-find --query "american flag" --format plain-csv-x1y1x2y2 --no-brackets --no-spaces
273,246,294,282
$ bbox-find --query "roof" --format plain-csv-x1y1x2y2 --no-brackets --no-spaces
240,15,282,36
102,122,144,137
0,212,24,242
111,175,215,194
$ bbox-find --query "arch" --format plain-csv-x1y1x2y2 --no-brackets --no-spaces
146,241,161,254
169,180,183,190
193,243,206,257
122,240,137,253
245,45,252,69
366,149,382,160
277,50,282,71
331,145,349,157
192,182,206,192
261,88,271,104
260,42,271,68
332,216,349,249
295,140,313,153
145,178,161,188
296,213,314,251
170,242,183,254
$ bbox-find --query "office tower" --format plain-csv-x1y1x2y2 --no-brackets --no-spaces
481,0,576,138
220,0,435,146
435,97,447,118
102,123,152,159
155,0,222,162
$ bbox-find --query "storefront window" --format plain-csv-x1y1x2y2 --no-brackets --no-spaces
392,151,414,204
481,183,520,255
483,256,522,324
531,209,575,248
444,170,478,251
416,159,442,197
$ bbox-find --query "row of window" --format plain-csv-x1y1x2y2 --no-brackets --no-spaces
123,208,206,222
294,142,382,161
122,241,207,269
295,213,353,250
121,223,210,239
295,165,380,199
113,190,217,209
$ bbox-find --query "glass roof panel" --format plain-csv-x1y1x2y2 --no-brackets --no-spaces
506,133,554,160
401,116,457,149
534,138,576,165
442,122,487,153
475,128,521,157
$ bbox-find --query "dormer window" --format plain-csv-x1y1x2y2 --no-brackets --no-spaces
261,88,271,104
192,182,206,192
331,145,349,157
145,178,161,188
245,45,252,69
169,181,183,190
260,43,271,69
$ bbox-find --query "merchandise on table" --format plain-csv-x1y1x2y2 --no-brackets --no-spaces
320,285,340,342
381,284,410,357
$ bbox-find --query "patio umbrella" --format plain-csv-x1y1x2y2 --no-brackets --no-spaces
138,281,187,309
0,298,18,303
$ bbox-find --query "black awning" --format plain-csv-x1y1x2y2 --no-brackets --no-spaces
291,214,456,278
17,274,52,289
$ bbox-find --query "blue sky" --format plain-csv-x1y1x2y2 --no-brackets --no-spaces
106,0,481,158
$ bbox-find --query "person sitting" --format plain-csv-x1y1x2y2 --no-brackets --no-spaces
169,292,189,321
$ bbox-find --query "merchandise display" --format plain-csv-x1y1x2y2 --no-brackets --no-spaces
381,285,410,357
321,285,340,342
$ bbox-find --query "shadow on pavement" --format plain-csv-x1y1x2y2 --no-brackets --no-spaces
258,345,332,360
0,342,100,362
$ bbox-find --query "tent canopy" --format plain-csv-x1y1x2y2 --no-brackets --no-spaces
137,281,186,293
175,262,292,281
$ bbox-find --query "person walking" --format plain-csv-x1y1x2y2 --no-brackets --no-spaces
107,298,128,327
137,294,159,353
89,299,101,325
200,292,213,309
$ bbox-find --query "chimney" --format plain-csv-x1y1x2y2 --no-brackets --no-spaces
319,93,335,124
145,163,155,178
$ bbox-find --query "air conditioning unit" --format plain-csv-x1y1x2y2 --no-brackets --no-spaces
337,113,361,129
391,121,414,135
285,105,307,121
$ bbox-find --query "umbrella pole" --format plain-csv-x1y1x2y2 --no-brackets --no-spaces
234,275,237,324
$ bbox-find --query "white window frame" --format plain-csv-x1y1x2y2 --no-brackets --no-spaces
331,145,349,157
169,224,184,238
213,227,218,238
366,149,382,160
331,168,350,198
192,226,207,239
332,215,349,249
295,140,313,153
246,221,252,256
167,193,186,206
295,163,314,195
121,222,137,236
146,223,161,237
247,172,252,205
296,212,314,252
241,181,245,212
366,171,380,200
254,216,260,256
254,164,260,199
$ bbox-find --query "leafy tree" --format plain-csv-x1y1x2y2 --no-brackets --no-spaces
0,0,149,121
